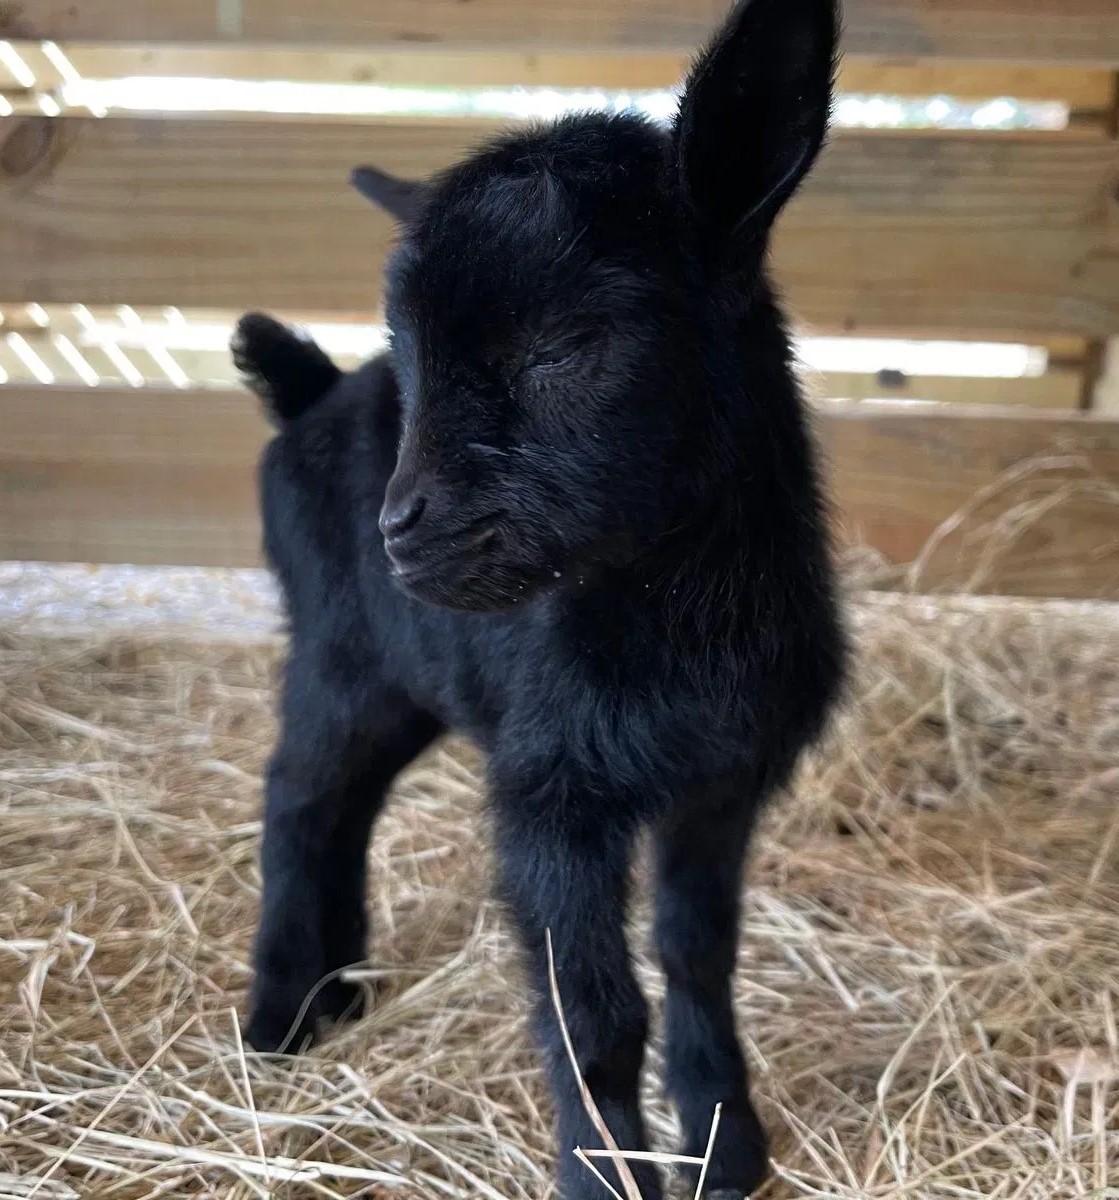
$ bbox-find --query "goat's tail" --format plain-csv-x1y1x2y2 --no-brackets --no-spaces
232,312,341,426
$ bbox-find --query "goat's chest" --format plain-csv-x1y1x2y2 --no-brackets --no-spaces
494,626,750,811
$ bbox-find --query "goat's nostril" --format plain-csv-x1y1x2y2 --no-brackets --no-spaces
379,494,426,540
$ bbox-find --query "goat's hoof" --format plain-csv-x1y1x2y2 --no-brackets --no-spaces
243,977,364,1054
242,1006,315,1055
692,1154,767,1198
316,977,366,1026
681,1100,768,1198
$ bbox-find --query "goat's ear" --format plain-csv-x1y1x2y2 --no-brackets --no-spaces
350,165,431,223
673,0,836,246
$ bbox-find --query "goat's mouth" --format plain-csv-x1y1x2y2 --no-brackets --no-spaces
386,516,556,613
388,517,500,583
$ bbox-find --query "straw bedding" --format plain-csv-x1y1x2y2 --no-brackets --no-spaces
1,587,1118,1198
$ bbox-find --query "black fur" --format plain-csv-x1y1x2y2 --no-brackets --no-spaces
231,312,340,426
239,2,845,1197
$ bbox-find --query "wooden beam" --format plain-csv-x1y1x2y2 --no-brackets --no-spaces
56,45,695,91
823,406,1119,598
780,130,1119,337
29,45,1113,112
0,388,265,566
1090,341,1119,414
2,387,1117,598
836,63,1116,109
5,1,1118,66
1,116,1116,337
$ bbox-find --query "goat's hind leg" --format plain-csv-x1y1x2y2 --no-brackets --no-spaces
245,654,442,1052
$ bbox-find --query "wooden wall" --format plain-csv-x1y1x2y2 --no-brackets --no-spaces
1,1,1118,598
6,1,1118,63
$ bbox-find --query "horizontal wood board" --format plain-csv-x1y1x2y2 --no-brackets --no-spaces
5,1,1118,66
1,116,1116,338
3,388,1117,597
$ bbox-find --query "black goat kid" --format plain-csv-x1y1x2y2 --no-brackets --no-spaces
236,1,845,1196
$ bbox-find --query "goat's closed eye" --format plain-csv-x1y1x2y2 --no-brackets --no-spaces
525,335,597,375
526,351,576,374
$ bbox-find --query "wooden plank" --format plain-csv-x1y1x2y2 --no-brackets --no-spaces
836,63,1116,108
62,45,693,91
1,388,267,466
0,388,266,566
1090,341,1119,414
40,45,1115,110
823,407,1119,598
813,370,1083,410
6,1,1118,66
0,459,262,565
2,387,1118,598
777,127,1119,337
1,116,1117,337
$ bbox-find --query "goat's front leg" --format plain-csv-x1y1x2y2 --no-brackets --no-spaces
246,657,442,1053
654,799,767,1198
493,788,661,1200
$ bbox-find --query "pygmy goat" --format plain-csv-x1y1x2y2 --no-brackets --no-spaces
235,1,846,1196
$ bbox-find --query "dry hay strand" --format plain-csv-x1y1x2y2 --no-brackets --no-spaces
1,592,1118,1199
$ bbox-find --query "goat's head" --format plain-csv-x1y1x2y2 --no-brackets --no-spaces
355,0,836,612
